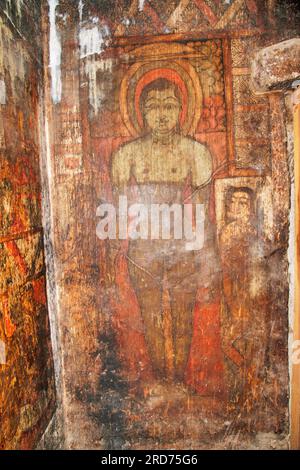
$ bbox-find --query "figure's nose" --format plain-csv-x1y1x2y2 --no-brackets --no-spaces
232,202,239,215
158,109,168,121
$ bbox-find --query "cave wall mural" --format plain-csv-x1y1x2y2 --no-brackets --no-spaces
44,0,293,449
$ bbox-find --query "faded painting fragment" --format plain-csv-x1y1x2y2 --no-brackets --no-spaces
0,16,56,449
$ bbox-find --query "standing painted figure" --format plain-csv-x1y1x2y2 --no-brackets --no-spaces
111,78,221,383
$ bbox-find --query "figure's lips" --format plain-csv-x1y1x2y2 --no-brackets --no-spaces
156,123,169,128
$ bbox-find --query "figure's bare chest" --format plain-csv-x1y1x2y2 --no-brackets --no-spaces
131,145,191,183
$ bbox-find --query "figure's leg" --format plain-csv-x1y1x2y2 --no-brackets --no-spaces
127,244,165,378
170,289,196,381
167,250,198,381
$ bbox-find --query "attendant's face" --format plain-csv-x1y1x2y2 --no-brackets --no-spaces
228,191,251,222
143,88,181,134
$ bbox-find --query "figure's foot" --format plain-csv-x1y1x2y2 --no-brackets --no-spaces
140,379,189,411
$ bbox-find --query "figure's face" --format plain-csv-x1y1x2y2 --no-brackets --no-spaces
143,88,181,134
228,191,251,222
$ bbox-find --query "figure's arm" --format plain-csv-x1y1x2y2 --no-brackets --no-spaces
192,143,213,190
190,143,214,248
104,147,131,282
188,143,213,209
111,145,131,190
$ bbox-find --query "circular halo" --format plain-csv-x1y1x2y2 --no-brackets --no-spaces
120,56,202,138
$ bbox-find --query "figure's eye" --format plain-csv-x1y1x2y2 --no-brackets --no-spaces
165,104,178,111
145,104,158,112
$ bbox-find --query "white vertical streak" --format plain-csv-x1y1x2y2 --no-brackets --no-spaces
16,0,24,19
78,0,84,24
288,182,295,418
138,0,145,11
0,80,6,104
38,90,66,443
48,0,62,104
